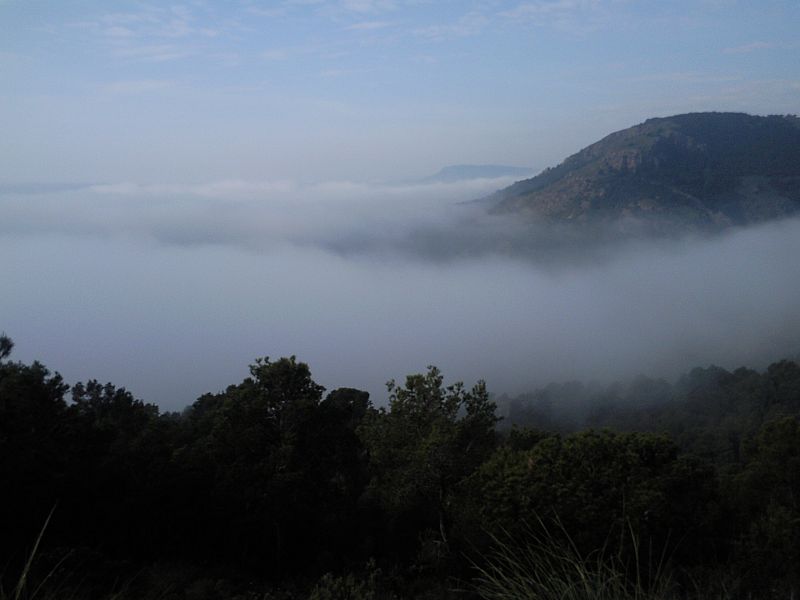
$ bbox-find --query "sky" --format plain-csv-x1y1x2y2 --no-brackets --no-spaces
1,0,799,183
1,1,799,410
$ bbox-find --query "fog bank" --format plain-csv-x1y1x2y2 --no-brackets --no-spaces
1,178,798,410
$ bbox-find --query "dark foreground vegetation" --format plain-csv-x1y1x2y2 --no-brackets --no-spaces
2,333,799,599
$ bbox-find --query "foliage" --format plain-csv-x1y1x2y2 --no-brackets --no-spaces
473,429,719,568
359,366,498,564
730,417,800,595
174,356,373,575
307,561,399,600
505,360,800,466
0,332,13,361
0,337,70,567
2,333,800,598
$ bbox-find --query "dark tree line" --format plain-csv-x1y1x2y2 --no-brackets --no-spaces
1,332,799,598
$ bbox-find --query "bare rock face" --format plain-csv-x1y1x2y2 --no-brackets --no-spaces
487,113,800,233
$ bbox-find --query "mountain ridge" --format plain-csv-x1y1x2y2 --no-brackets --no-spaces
486,112,800,231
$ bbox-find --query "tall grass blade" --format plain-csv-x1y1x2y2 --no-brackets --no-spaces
12,504,56,600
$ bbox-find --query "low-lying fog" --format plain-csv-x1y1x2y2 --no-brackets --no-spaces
2,177,799,411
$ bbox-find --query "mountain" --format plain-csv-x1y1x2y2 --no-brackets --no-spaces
487,113,800,231
421,164,536,183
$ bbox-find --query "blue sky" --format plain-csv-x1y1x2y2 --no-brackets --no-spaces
2,0,799,184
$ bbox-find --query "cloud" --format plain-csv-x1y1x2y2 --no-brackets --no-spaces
0,50,31,68
1,173,797,269
723,41,774,54
104,25,136,38
345,20,392,30
245,6,289,18
113,43,194,62
92,7,215,39
723,40,799,54
339,0,396,13
683,78,800,114
261,49,290,61
2,176,799,410
0,177,517,257
500,0,598,20
413,12,489,41
69,4,224,64
99,79,177,95
498,0,614,34
624,71,741,84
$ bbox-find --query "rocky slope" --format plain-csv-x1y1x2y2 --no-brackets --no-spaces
487,112,800,232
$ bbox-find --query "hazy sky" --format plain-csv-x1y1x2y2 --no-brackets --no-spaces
1,0,799,183
2,1,799,410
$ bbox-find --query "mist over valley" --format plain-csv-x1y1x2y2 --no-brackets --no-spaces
3,124,799,410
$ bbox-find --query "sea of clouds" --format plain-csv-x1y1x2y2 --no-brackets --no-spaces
2,177,799,410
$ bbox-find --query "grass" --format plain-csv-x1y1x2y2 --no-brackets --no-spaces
1,506,65,600
472,519,676,600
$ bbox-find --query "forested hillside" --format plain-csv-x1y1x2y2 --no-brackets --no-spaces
486,113,800,232
2,334,799,599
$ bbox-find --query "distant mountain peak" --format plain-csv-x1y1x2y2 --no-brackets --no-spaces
487,112,800,231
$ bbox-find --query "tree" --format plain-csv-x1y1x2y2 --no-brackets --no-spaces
473,429,720,571
63,380,172,558
359,366,498,563
733,417,800,595
179,357,324,567
0,332,13,361
0,335,70,563
176,356,376,575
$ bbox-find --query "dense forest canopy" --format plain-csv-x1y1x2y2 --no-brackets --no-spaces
2,332,799,599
